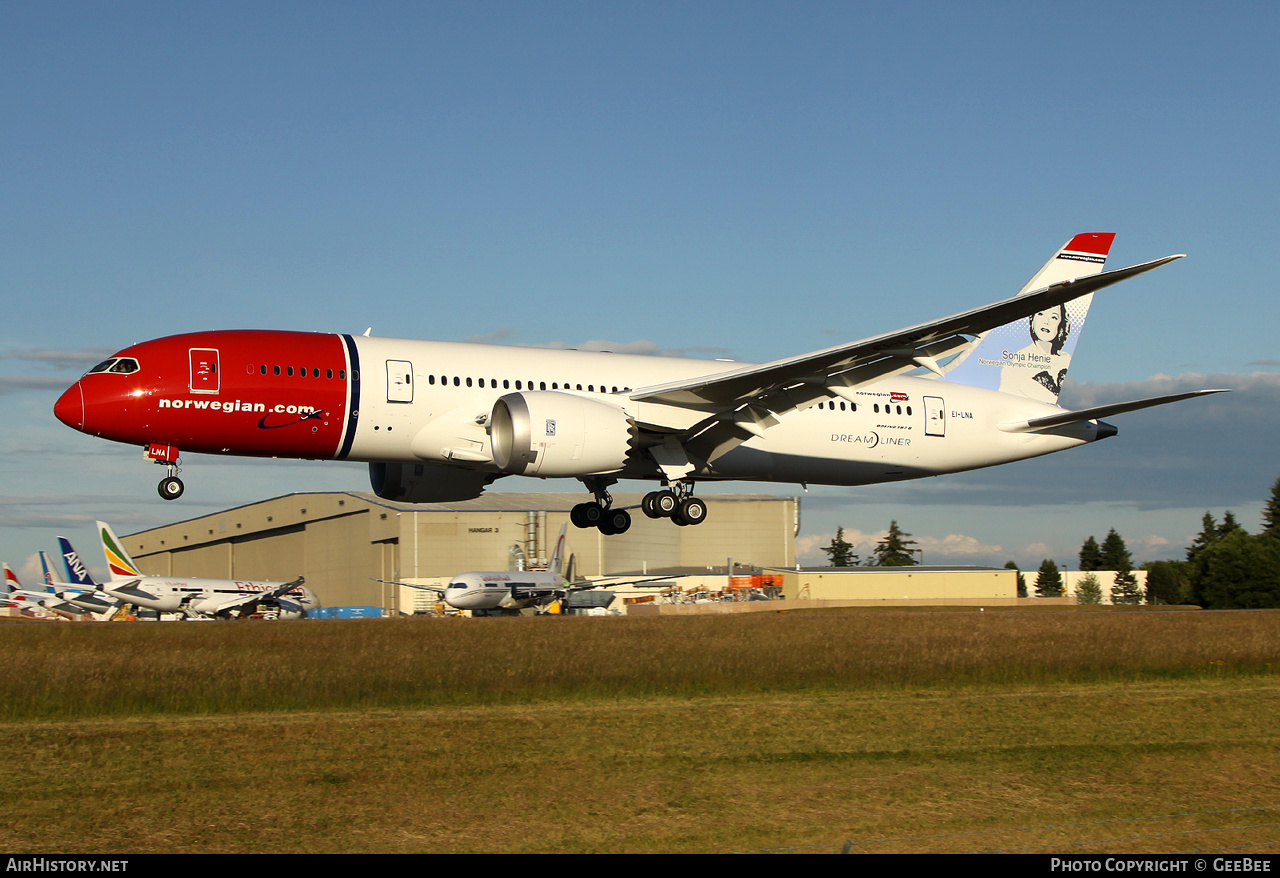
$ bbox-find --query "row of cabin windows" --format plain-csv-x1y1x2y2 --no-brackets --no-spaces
427,375,629,393
256,364,348,380
815,400,913,416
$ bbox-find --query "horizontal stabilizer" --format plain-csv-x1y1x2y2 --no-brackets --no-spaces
999,389,1229,433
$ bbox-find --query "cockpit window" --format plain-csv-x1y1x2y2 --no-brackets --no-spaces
86,358,140,375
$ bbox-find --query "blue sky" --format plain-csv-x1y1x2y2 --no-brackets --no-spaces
3,1,1278,581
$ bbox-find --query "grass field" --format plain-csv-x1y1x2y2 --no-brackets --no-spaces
2,607,1279,853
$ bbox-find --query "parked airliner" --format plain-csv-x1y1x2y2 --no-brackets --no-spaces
39,544,120,616
396,524,593,613
93,521,319,619
54,235,1224,534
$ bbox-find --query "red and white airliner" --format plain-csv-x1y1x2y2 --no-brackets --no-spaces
54,235,1224,535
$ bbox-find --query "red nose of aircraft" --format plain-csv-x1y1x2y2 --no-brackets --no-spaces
54,382,85,432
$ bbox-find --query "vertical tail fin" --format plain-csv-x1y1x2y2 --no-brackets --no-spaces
57,537,99,586
3,563,20,594
39,552,59,592
936,233,1115,403
548,523,568,578
97,521,144,578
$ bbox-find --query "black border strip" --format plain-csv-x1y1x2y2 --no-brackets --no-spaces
337,333,361,460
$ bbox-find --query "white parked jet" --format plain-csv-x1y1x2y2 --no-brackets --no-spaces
2,562,77,618
38,548,121,617
397,525,682,614
55,234,1225,531
397,525,595,613
95,521,320,619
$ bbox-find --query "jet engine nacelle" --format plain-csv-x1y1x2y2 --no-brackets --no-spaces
369,461,496,503
489,391,636,477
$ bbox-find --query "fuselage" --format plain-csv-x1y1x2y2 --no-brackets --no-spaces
98,575,319,619
53,329,1105,489
442,571,566,611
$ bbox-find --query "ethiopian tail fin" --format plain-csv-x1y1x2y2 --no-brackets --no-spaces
97,521,144,578
935,233,1116,404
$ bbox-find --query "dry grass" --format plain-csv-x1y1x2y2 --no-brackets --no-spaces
2,608,1279,853
2,608,1277,720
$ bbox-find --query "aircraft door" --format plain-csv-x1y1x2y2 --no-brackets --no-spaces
924,396,945,436
189,349,220,394
387,360,414,403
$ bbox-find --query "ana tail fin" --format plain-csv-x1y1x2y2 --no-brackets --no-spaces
935,233,1116,404
97,521,143,578
58,537,98,586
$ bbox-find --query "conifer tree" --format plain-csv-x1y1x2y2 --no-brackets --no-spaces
1075,572,1103,605
1186,512,1220,565
870,521,918,567
1102,529,1142,604
1005,561,1026,598
1034,559,1063,597
1263,476,1280,539
822,527,858,567
1078,536,1102,571
1099,529,1133,572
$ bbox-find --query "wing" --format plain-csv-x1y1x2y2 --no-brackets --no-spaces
628,255,1183,462
999,389,1229,433
198,577,306,618
375,579,447,595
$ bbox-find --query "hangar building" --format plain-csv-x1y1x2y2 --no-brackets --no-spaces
121,491,800,614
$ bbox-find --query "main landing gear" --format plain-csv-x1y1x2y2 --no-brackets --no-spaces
570,479,708,535
570,482,633,535
641,486,707,527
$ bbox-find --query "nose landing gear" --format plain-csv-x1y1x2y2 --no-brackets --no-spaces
146,443,184,501
158,474,185,500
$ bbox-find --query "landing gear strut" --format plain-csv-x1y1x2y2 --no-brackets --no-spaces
571,479,632,535
572,479,709,535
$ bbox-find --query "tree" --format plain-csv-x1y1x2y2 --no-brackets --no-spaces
1263,476,1280,539
1075,572,1103,605
1005,561,1027,598
1078,536,1102,571
1186,512,1219,564
1143,560,1188,605
1099,529,1133,572
870,521,918,567
1218,511,1246,540
1034,559,1063,597
822,527,858,567
1193,530,1280,609
1099,528,1142,604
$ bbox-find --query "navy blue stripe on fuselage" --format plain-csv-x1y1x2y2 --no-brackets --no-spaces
337,334,362,460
